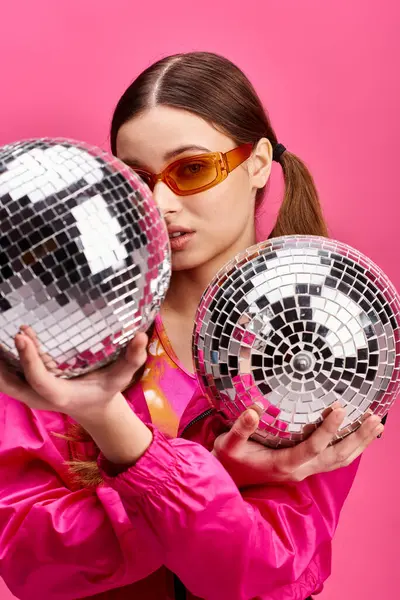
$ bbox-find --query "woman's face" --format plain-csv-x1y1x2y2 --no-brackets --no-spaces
116,106,271,273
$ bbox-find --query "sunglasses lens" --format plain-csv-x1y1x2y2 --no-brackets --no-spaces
169,157,218,192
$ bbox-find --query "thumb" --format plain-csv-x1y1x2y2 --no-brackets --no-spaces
221,409,260,454
98,333,148,393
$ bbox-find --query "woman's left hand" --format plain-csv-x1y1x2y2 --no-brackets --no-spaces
0,325,148,424
212,404,384,488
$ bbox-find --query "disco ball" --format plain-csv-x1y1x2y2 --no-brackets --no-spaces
193,236,400,447
0,138,171,378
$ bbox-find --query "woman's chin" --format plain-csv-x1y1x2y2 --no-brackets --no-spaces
170,249,208,272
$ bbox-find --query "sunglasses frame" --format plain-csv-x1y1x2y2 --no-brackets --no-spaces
132,143,253,197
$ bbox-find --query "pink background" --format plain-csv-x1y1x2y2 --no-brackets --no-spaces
0,1,399,598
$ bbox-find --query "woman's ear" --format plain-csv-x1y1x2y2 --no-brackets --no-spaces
249,137,273,191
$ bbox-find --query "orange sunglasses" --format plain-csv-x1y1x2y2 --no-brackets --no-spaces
132,143,253,197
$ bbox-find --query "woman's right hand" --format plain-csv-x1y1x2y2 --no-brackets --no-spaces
0,325,148,424
213,403,384,488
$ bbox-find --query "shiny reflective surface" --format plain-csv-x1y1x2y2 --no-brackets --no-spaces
0,138,171,377
193,236,400,446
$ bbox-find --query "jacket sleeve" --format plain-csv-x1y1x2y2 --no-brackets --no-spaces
99,425,360,600
0,393,164,600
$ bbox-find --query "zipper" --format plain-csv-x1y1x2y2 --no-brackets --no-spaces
173,574,187,600
180,408,214,437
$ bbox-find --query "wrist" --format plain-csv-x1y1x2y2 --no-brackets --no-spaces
77,393,153,465
71,392,128,428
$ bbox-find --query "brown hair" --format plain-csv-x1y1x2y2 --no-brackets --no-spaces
60,51,329,487
111,51,328,237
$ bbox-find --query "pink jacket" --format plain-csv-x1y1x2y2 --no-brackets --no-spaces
0,383,360,600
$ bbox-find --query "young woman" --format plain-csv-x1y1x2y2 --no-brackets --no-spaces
0,52,384,600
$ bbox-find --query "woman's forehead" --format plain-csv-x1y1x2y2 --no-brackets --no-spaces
116,106,234,166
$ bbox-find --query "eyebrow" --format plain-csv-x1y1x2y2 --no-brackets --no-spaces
121,145,212,169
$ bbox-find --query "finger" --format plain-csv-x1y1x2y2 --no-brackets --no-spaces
125,333,148,364
248,402,265,417
283,403,346,471
93,333,148,394
343,423,384,466
296,414,383,479
19,325,41,349
0,352,44,405
19,325,60,372
325,414,383,470
220,409,260,455
11,334,62,400
333,413,382,454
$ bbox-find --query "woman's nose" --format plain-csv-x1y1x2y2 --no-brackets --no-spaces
153,181,183,217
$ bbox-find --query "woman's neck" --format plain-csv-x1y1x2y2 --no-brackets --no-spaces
162,227,257,322
162,268,210,322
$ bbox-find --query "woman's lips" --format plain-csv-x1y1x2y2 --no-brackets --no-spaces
169,232,195,251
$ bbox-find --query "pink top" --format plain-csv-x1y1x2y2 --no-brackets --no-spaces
142,315,197,437
0,315,361,600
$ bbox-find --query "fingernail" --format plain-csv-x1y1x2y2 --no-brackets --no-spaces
15,335,26,351
243,411,257,427
376,426,384,438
